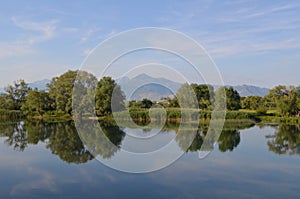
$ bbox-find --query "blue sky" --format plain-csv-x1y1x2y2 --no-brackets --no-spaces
0,0,300,88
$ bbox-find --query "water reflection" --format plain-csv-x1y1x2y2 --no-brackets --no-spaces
266,124,300,155
0,120,94,163
77,120,125,159
3,119,297,165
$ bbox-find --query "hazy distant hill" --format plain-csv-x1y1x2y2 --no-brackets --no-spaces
213,85,269,97
28,79,51,91
117,74,269,100
233,85,269,97
0,79,51,93
117,74,182,101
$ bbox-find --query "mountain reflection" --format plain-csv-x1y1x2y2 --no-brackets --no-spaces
0,120,258,164
266,124,300,155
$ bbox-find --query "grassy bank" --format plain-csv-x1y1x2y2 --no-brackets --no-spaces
113,108,259,123
0,109,24,120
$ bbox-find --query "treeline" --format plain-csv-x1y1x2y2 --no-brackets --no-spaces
0,70,300,119
0,70,125,117
130,84,300,118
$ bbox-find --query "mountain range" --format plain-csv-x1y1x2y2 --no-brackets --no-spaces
0,75,269,99
0,79,51,93
117,74,269,100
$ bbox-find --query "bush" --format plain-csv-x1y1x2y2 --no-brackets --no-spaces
256,106,267,115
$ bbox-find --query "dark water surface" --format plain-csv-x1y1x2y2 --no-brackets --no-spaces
1,120,300,199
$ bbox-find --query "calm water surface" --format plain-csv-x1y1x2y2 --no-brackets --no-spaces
0,120,300,199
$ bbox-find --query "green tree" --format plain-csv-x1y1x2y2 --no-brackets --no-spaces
0,94,9,109
161,96,179,108
48,70,77,114
191,84,214,110
241,96,263,110
5,79,31,110
21,88,53,116
48,70,97,115
216,86,241,110
265,85,299,117
226,87,241,110
278,91,298,117
138,98,153,108
264,85,287,110
95,76,125,116
176,83,198,109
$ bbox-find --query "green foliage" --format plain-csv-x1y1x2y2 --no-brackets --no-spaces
256,105,267,115
225,87,241,110
176,83,198,108
263,85,300,117
139,98,153,108
241,96,263,110
4,79,31,110
0,94,9,109
225,111,258,121
48,70,78,114
277,91,298,117
191,84,214,109
21,88,54,116
0,109,23,120
129,98,153,109
160,97,179,108
48,70,98,115
95,76,125,116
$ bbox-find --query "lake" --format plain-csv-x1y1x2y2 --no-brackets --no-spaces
1,120,300,198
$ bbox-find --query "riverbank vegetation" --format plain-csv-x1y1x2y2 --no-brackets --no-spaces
0,70,299,124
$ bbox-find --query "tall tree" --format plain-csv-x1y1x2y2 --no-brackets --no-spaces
21,88,53,116
241,96,263,110
264,85,300,117
48,70,77,114
176,83,198,109
95,77,125,116
48,70,97,115
277,91,298,117
191,84,214,110
216,86,241,110
5,80,31,110
0,94,9,109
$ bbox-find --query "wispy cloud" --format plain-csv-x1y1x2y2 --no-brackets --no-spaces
244,3,300,19
10,167,57,197
80,28,100,43
11,16,58,44
0,17,59,58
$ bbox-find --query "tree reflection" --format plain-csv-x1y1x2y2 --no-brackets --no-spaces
0,119,248,162
76,119,125,159
46,121,94,164
0,122,27,151
267,124,300,155
218,130,240,152
175,123,242,153
0,120,94,163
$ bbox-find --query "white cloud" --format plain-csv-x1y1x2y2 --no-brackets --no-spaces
0,17,60,58
80,27,101,43
11,16,58,44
